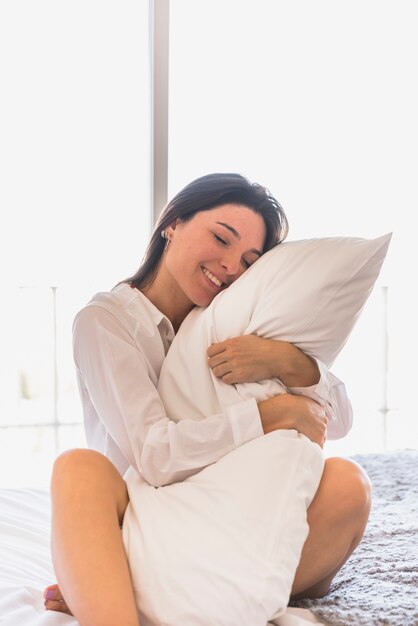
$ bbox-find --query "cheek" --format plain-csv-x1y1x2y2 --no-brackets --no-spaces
232,262,252,282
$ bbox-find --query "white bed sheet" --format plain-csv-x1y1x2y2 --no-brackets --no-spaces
0,488,322,626
0,488,76,626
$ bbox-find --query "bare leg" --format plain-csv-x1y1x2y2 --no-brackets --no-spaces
291,457,372,599
48,448,140,626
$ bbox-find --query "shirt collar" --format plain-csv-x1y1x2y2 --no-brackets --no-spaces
112,282,175,342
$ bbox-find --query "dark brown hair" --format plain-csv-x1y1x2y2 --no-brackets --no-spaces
125,172,288,289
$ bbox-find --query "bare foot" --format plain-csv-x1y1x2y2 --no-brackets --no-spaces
43,583,73,616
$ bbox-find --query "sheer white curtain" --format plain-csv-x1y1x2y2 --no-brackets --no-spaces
0,0,152,486
168,0,418,455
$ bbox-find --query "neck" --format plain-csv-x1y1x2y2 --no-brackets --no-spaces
141,277,194,333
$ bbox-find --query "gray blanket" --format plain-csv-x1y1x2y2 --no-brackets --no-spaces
291,449,418,626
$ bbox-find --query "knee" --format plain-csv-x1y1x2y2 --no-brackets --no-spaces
51,448,109,491
324,457,372,521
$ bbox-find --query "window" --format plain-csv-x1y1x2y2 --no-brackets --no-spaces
1,1,416,487
168,0,418,455
0,0,152,486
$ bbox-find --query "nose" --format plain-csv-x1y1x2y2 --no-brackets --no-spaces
220,249,242,277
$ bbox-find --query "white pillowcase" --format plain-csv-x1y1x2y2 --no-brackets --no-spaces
123,233,391,626
123,429,323,626
208,232,393,368
157,232,392,424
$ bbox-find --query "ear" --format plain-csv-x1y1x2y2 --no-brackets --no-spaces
165,219,178,240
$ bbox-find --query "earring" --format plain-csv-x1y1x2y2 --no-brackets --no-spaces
161,229,171,250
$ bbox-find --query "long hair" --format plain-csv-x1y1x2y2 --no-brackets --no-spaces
125,172,288,289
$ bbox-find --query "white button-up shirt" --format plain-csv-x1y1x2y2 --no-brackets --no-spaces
73,283,352,486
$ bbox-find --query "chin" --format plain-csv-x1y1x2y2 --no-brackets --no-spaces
192,292,217,308
194,297,213,308
187,281,224,308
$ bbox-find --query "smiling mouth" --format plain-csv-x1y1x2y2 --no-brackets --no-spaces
202,267,224,288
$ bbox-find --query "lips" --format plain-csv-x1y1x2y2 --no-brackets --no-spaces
202,267,224,288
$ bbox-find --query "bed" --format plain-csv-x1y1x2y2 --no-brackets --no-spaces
0,448,416,625
291,448,418,626
0,232,401,624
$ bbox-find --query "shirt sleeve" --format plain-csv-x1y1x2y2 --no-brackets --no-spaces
73,306,263,487
287,357,353,440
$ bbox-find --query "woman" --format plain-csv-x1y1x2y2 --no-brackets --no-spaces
44,174,370,625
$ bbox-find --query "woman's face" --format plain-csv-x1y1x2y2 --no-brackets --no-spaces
164,203,266,307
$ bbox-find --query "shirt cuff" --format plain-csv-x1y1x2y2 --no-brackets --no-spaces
287,357,330,401
287,357,337,424
227,397,264,446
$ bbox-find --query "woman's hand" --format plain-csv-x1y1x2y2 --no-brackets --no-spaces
207,335,320,387
207,335,276,383
258,393,328,447
43,584,72,616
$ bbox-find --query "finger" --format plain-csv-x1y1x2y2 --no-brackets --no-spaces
211,363,233,379
207,353,229,368
207,342,227,358
221,372,240,385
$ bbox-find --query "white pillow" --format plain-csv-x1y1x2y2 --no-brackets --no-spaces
123,429,323,626
208,232,393,368
157,233,392,424
123,233,391,626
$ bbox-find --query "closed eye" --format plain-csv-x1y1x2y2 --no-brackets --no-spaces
214,234,228,245
214,231,256,271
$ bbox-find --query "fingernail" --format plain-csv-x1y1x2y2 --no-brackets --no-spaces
45,589,55,600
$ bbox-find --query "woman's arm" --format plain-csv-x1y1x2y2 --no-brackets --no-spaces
207,335,319,387
257,393,328,448
288,360,353,440
73,307,264,488
208,335,353,440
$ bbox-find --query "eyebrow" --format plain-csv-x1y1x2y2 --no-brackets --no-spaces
215,221,262,257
